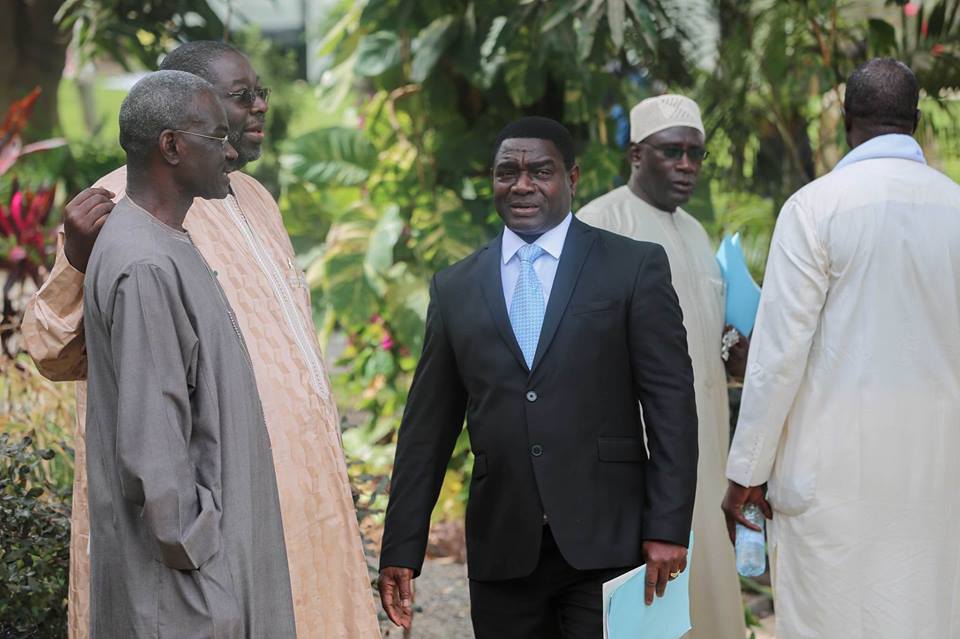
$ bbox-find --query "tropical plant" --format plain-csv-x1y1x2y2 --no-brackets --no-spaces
0,89,66,355
56,0,225,71
0,352,79,637
694,0,960,277
0,430,72,639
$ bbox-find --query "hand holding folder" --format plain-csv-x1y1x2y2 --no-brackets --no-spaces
602,535,694,639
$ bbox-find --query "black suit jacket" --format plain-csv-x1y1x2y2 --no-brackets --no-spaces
380,217,698,581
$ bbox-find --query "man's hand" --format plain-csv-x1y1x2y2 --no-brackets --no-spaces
378,566,415,629
641,540,688,605
723,324,750,380
721,480,773,544
63,187,115,272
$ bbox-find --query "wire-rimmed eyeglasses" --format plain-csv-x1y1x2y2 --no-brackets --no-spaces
173,130,230,149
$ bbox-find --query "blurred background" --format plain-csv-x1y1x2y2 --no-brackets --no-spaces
2,0,960,636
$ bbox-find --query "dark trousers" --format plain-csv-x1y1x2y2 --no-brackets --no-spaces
468,526,631,639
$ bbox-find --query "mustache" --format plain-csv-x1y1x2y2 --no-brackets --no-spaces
228,117,266,141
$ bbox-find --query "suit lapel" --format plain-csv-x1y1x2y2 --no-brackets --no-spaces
478,233,529,373
531,218,596,371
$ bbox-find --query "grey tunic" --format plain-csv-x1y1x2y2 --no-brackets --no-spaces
82,198,296,638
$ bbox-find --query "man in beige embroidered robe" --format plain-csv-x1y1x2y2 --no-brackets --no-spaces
21,42,379,638
580,95,746,639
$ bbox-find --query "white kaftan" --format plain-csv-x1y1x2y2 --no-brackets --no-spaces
580,187,746,639
727,144,960,639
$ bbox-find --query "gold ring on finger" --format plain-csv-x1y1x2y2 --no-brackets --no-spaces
669,570,681,579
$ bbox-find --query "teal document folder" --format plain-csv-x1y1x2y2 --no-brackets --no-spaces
603,535,694,639
716,233,761,336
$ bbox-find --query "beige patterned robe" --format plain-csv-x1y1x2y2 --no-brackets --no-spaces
579,186,746,639
21,167,381,638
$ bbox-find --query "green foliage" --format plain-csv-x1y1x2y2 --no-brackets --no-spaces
57,0,224,70
697,0,960,214
0,357,78,637
0,433,71,638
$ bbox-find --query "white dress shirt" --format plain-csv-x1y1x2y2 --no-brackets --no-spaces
500,212,573,309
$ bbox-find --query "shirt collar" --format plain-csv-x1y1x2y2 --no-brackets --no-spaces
502,212,573,264
833,133,926,172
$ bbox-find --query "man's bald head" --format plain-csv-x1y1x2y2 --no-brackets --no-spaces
844,58,920,147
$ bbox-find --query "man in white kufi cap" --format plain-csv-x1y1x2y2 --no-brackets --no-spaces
580,95,747,639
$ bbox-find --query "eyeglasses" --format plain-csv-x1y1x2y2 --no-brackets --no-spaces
639,142,709,162
173,129,230,149
226,87,271,108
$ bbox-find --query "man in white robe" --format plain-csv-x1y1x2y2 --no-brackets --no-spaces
580,95,747,639
723,58,960,639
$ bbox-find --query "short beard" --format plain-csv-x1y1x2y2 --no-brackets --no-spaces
226,128,263,171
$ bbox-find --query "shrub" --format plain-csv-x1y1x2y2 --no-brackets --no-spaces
0,433,70,638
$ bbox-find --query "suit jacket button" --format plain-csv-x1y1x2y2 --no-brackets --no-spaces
526,390,538,402
531,444,543,457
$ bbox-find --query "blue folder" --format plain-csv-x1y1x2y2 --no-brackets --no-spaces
715,233,761,336
604,535,694,639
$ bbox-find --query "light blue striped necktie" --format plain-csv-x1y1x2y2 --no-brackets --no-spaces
509,243,547,368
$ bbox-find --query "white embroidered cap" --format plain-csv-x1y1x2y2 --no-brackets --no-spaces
630,94,705,143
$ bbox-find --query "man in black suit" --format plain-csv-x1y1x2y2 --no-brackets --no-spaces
378,117,698,638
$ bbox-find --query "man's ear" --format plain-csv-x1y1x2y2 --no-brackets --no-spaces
913,108,921,134
568,163,581,195
628,142,643,166
842,109,853,135
158,130,182,166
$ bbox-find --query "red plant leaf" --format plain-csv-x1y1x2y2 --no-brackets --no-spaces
25,185,55,229
0,87,41,142
10,190,25,233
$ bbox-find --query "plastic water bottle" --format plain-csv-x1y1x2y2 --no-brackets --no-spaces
735,504,766,576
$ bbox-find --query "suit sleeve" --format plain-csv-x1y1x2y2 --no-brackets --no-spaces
726,198,828,487
379,275,467,577
21,230,88,381
109,263,220,570
629,243,699,546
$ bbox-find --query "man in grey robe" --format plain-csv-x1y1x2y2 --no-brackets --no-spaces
82,70,296,638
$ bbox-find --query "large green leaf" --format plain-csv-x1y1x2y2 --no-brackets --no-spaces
577,0,606,60
480,15,509,58
365,204,404,278
355,30,402,77
868,18,898,56
382,263,430,354
927,0,948,38
412,15,460,82
320,219,380,327
280,127,377,187
504,53,547,107
474,15,510,88
607,0,626,49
